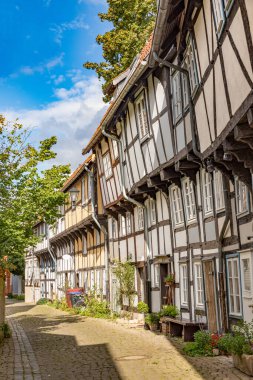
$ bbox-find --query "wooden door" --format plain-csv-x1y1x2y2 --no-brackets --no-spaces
203,260,218,332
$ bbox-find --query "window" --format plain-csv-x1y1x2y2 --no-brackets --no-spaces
87,176,91,200
154,264,159,287
138,207,144,231
172,71,182,121
194,263,204,307
81,177,85,204
96,270,101,291
181,68,189,108
112,139,119,159
180,264,188,306
82,234,87,255
214,170,225,211
112,218,117,239
184,37,199,93
241,257,251,294
227,257,241,316
212,0,225,33
235,179,249,214
224,0,234,14
182,178,196,222
135,93,149,140
120,215,126,237
202,171,213,215
150,199,156,225
103,153,112,179
126,212,132,234
171,186,184,225
97,229,101,245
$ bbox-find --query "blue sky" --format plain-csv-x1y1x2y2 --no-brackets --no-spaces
0,0,109,169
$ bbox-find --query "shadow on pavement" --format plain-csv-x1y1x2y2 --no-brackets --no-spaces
6,300,36,317
12,312,122,380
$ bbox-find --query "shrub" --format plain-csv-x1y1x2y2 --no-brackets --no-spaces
145,313,160,325
161,305,179,318
226,334,253,356
194,330,212,351
16,294,25,301
183,330,213,357
80,295,111,319
217,333,233,354
137,301,149,314
36,298,49,305
164,274,175,283
1,323,11,338
7,293,13,299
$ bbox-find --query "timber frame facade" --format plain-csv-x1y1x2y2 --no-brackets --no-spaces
25,0,253,333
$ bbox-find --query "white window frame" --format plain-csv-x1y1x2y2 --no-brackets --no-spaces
184,36,199,94
120,215,126,237
224,0,234,14
112,218,117,239
240,254,252,298
202,170,213,215
154,264,160,287
214,170,225,211
112,139,119,159
150,198,156,225
227,256,242,316
182,178,196,222
181,66,189,109
212,0,225,34
103,152,113,179
235,179,249,215
95,229,100,245
135,92,149,140
171,71,182,122
194,263,204,308
82,234,87,255
171,186,184,226
180,263,188,306
138,207,144,231
126,212,132,235
87,176,91,201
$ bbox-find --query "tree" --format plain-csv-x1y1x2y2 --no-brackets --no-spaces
0,116,70,330
84,0,157,102
114,260,137,311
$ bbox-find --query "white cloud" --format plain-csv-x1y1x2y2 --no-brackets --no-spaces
19,53,64,76
50,16,89,45
3,76,107,171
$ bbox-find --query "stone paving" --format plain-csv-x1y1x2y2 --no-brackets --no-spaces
0,301,252,380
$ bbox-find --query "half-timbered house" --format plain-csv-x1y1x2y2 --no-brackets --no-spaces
82,0,253,331
50,154,108,300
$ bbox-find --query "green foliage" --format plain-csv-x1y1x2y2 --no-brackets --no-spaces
84,0,157,102
144,312,160,325
194,330,212,351
7,293,13,299
232,320,253,344
164,274,175,283
217,333,233,354
183,331,213,357
137,301,149,314
160,305,179,318
0,116,70,275
79,294,111,318
1,322,11,338
114,260,137,310
36,298,50,305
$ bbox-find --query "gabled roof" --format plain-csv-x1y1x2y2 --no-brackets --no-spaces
61,154,95,192
82,34,153,155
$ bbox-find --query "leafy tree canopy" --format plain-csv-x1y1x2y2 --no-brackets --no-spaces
84,0,157,102
0,116,70,273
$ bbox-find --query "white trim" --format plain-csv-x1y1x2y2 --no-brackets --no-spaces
202,170,213,216
214,170,225,211
212,0,225,34
235,178,249,215
180,263,188,306
182,178,196,222
227,256,242,316
103,152,113,179
135,92,149,140
138,207,144,231
194,262,204,308
170,186,184,226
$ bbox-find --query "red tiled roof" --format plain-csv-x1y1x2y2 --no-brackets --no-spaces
82,34,153,155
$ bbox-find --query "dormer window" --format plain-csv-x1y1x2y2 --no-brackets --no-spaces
135,93,149,140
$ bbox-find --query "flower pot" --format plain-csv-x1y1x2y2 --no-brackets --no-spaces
212,348,219,356
232,354,253,376
149,323,159,332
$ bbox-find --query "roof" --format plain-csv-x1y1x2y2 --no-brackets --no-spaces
61,154,95,192
82,35,153,155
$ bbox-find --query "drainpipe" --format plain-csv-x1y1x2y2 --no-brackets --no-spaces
83,164,109,301
102,124,151,308
46,224,57,299
152,52,202,160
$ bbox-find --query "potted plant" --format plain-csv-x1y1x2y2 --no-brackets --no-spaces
144,313,160,331
219,321,253,376
136,301,149,323
160,304,179,318
164,274,175,285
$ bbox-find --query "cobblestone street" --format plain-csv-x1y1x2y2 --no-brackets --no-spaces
0,301,251,380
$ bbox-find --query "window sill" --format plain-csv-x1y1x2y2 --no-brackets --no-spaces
186,218,197,227
139,134,150,144
236,210,250,219
173,222,184,230
229,313,243,319
105,174,113,181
